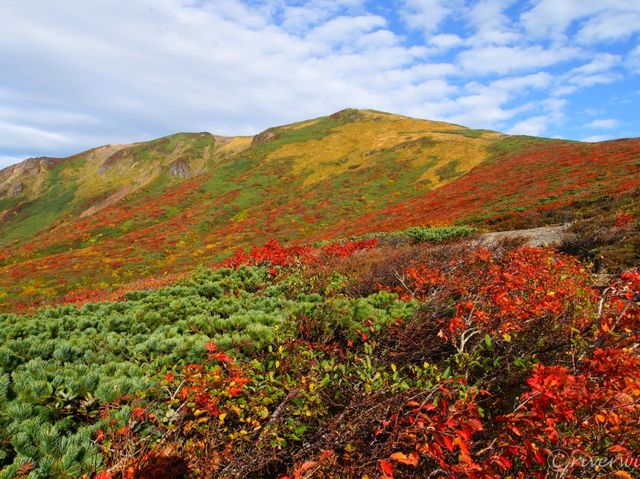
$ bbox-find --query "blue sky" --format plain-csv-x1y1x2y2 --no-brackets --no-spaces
1,0,639,168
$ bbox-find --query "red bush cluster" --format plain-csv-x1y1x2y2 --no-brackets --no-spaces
392,246,594,339
378,256,640,479
220,238,377,269
325,138,640,237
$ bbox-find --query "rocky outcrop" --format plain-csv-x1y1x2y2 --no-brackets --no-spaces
99,150,128,175
329,108,362,122
169,159,192,178
7,182,24,197
251,128,279,146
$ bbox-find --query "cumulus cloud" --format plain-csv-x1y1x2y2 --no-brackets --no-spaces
458,45,579,74
507,116,549,136
576,11,640,44
428,33,464,50
466,0,519,46
628,44,640,72
520,0,634,40
401,0,459,36
585,118,620,129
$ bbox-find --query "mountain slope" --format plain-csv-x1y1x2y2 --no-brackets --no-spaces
0,109,638,311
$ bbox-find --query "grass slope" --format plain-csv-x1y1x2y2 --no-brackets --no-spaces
0,109,638,311
0,110,498,310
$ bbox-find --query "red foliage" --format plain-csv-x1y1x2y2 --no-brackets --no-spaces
494,346,640,476
99,343,251,478
220,238,377,269
59,272,187,309
614,212,634,227
390,246,594,339
381,386,487,478
324,138,640,238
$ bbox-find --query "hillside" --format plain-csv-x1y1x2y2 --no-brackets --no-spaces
0,231,638,478
0,109,638,311
0,109,639,479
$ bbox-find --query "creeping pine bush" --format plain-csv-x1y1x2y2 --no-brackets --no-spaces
397,225,477,244
0,265,414,478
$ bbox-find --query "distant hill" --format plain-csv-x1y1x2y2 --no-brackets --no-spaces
0,108,638,310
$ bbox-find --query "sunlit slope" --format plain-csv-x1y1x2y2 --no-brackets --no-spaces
0,133,247,245
322,136,640,238
0,109,500,309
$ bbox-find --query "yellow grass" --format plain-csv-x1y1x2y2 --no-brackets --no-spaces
265,111,499,188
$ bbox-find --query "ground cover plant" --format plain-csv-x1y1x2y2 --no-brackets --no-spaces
1,110,638,312
0,232,638,479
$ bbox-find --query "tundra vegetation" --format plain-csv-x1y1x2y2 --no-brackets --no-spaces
0,231,638,479
0,110,638,478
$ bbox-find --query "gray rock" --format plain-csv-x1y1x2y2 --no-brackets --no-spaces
251,128,278,146
8,182,24,197
170,159,192,178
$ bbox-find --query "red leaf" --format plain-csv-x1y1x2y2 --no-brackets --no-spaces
379,459,394,477
441,434,455,453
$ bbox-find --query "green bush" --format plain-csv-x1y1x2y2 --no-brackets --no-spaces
0,265,416,477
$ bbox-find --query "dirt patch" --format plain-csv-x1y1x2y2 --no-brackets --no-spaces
480,224,570,247
79,186,133,218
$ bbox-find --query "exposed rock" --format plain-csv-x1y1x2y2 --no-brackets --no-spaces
80,187,132,218
480,224,571,247
8,182,24,198
329,108,361,122
251,128,279,146
169,159,192,178
212,135,233,145
99,149,128,175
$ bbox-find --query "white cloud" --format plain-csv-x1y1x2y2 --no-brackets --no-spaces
585,118,620,129
628,44,640,72
576,11,640,44
521,1,620,39
428,33,463,49
458,45,579,74
581,134,612,142
490,72,553,91
306,15,386,49
467,0,519,45
401,0,459,35
507,115,548,136
563,53,622,87
0,121,74,150
280,0,365,33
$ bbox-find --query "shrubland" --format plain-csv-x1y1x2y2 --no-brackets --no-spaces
2,111,638,312
0,232,638,479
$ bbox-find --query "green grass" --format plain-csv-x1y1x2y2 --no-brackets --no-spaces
435,159,460,181
0,163,79,246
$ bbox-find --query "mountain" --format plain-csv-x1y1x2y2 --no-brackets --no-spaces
0,109,639,479
0,108,638,311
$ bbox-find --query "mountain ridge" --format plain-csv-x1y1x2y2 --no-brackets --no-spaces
0,108,638,311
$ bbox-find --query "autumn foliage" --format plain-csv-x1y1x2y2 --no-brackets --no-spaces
80,241,640,479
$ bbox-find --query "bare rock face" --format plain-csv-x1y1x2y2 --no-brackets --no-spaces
212,135,233,145
169,159,192,178
251,128,279,146
99,150,128,175
8,182,24,198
